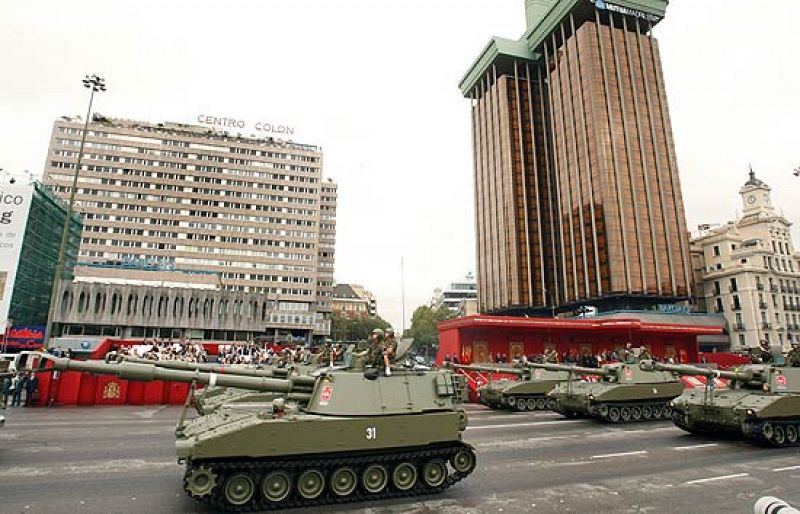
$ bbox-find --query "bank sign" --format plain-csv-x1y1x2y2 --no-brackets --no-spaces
196,115,296,137
593,0,662,23
0,184,33,331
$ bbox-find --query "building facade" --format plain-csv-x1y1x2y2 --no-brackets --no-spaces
331,283,376,320
692,170,800,350
460,0,691,315
43,115,336,341
2,182,82,329
432,273,478,314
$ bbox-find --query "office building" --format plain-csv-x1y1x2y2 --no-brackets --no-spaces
432,273,478,314
1,181,81,331
43,114,336,341
460,0,691,315
692,170,800,350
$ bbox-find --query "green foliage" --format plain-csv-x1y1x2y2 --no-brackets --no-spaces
331,313,391,342
403,304,456,350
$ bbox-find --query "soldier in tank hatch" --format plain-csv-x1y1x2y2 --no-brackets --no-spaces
366,328,385,368
785,341,800,367
382,329,397,376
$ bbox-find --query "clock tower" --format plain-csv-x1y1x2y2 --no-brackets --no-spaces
740,167,774,216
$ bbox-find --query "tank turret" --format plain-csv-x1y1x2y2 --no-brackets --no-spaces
37,353,476,510
640,360,800,446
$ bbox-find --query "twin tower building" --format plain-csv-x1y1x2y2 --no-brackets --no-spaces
461,0,691,315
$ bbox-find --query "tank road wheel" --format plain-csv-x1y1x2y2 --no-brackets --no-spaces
641,405,653,420
631,406,642,421
422,459,447,488
362,464,389,494
223,473,255,507
391,462,417,491
514,398,527,411
330,467,358,497
450,448,476,475
546,398,557,410
526,398,537,410
185,465,218,498
786,425,799,445
772,426,787,446
762,423,774,440
608,407,621,423
662,405,672,418
535,398,547,410
297,469,325,500
261,471,292,503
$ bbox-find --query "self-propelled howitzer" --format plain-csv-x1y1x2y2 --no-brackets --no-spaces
548,361,684,422
454,362,595,411
40,354,476,511
641,360,800,446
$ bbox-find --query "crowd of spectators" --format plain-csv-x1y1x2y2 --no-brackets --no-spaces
217,344,313,366
445,345,679,368
113,339,209,363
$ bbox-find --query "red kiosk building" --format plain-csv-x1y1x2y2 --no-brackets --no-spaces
437,315,723,366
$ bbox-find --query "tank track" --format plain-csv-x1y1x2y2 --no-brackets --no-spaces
505,395,557,412
185,441,476,512
743,419,800,447
585,401,674,423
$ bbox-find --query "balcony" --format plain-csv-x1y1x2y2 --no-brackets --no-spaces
729,285,738,293
762,322,772,330
733,322,746,331
759,301,768,310
730,304,742,311
713,306,724,313
757,283,765,291
771,285,779,293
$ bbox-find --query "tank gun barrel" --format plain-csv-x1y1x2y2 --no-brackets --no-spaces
525,361,610,376
41,355,316,402
639,360,755,382
110,354,293,378
452,364,525,375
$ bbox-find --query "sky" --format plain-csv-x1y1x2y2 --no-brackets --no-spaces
1,0,799,331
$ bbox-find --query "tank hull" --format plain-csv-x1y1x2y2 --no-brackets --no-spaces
553,381,684,422
179,411,475,511
671,389,800,447
479,380,562,411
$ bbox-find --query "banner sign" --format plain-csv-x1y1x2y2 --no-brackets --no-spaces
4,325,45,349
593,0,662,23
0,184,34,330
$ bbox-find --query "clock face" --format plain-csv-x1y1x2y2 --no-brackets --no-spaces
747,195,757,204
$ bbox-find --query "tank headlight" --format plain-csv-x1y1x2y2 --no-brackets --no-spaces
745,409,756,417
762,383,770,392
588,394,595,401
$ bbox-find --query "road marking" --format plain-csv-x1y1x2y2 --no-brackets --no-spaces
468,420,584,431
773,465,800,472
682,473,749,485
0,459,176,478
590,450,648,459
672,443,719,451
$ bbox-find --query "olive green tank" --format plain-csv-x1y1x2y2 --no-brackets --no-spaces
41,350,476,511
549,361,684,422
454,362,580,411
641,360,800,447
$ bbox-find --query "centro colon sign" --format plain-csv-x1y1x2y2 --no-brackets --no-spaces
593,0,662,23
196,115,295,136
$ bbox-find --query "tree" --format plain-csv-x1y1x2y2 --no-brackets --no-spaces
403,304,456,353
331,313,391,342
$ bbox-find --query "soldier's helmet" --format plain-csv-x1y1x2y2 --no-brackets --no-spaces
371,328,385,337
385,328,395,337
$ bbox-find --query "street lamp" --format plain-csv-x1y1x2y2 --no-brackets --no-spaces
43,75,106,349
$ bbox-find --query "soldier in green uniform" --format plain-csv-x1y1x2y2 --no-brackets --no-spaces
382,329,398,376
366,329,384,368
543,348,558,364
637,346,652,362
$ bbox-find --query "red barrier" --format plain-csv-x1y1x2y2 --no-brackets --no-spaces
55,371,82,405
77,373,97,406
127,381,145,405
95,376,129,406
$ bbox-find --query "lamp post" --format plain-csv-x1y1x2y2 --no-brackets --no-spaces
44,75,106,349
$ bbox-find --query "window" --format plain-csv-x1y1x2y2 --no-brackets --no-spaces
713,245,720,257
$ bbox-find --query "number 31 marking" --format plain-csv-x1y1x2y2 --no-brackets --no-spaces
366,427,377,440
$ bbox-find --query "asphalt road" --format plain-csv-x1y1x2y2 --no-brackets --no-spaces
1,404,798,513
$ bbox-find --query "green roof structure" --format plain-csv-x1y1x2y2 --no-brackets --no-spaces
459,0,669,96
